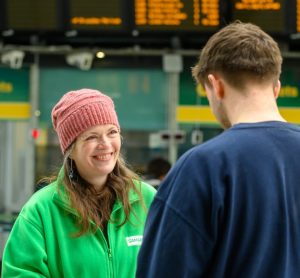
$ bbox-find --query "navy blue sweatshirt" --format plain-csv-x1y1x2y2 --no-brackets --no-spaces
137,121,300,278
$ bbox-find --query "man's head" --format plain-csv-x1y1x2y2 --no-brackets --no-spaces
192,21,282,90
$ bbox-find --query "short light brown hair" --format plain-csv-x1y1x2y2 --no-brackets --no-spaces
192,21,282,89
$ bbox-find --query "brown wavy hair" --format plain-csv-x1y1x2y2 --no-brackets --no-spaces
55,143,146,237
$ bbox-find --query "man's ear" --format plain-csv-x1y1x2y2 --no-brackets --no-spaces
274,80,281,99
207,74,225,100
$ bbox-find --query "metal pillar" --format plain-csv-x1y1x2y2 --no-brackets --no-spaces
3,123,13,212
163,54,183,165
25,53,40,198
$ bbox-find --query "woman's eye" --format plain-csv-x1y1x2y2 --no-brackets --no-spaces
86,135,97,140
109,129,118,135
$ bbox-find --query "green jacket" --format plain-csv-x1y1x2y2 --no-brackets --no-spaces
2,174,156,278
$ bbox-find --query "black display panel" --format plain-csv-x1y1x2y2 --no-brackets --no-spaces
231,0,287,34
68,0,126,31
5,0,60,31
0,0,298,37
134,0,221,31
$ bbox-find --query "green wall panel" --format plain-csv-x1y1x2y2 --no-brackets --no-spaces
180,68,300,107
0,67,29,102
39,68,168,130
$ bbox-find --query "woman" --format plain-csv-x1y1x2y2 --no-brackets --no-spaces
2,88,156,277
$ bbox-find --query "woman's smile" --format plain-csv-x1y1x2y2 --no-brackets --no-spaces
93,152,114,161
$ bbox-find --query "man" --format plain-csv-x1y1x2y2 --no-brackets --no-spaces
137,21,300,277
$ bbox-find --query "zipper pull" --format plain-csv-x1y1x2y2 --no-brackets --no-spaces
108,248,112,259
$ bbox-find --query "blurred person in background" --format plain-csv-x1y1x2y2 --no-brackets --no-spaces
144,157,171,189
137,21,300,277
2,88,156,277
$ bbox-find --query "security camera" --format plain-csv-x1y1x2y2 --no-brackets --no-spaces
66,52,94,71
1,50,25,69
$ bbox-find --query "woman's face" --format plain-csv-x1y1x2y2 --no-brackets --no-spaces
71,124,121,188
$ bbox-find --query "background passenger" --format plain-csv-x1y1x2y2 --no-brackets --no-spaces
144,157,171,189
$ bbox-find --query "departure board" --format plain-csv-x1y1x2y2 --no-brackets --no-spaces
6,0,59,31
231,0,286,33
0,0,298,38
69,0,125,30
134,0,220,31
297,0,300,32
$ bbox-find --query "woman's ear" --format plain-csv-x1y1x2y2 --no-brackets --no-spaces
68,149,73,160
67,142,76,159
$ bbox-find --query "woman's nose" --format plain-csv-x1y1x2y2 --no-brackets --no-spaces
96,136,109,146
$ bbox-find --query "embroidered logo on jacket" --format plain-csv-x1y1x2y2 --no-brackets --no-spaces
126,235,143,246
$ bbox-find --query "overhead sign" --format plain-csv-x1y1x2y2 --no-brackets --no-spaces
69,0,125,31
134,0,220,32
1,0,297,35
0,68,30,120
5,0,60,31
232,0,289,34
178,68,300,125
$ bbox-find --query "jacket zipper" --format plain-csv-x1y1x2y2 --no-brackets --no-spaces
107,247,114,277
107,226,114,277
96,229,114,278
108,248,112,259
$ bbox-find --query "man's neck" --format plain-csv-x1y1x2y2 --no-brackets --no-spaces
225,86,286,126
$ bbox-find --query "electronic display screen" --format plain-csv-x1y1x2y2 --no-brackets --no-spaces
5,0,59,31
297,0,300,32
231,0,287,33
134,0,221,31
0,0,297,36
68,0,125,31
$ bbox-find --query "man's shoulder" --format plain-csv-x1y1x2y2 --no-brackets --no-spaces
183,130,237,158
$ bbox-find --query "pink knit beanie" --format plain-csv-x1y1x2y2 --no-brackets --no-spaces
52,88,120,154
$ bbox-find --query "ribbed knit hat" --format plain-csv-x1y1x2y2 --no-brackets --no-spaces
52,88,120,154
